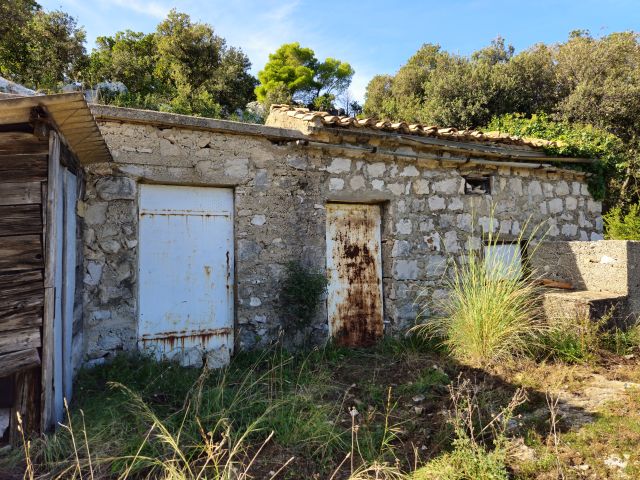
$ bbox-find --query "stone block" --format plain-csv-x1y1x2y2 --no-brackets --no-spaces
96,176,136,201
327,157,352,174
394,260,418,280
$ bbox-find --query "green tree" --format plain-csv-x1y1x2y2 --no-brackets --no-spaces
0,2,87,91
0,0,40,81
87,9,256,117
88,30,158,95
255,42,354,110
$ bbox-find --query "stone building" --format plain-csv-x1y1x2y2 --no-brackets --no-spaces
76,103,603,367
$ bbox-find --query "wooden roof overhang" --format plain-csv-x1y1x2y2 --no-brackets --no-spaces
0,93,112,164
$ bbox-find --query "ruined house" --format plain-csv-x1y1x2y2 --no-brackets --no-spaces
1,94,609,440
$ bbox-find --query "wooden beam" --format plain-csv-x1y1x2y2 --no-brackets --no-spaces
0,181,42,205
0,349,40,377
0,235,43,272
0,205,43,236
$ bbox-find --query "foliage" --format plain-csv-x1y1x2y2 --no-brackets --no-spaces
604,203,640,240
87,9,257,117
488,113,627,203
414,216,545,367
255,42,354,110
280,261,328,339
0,1,87,91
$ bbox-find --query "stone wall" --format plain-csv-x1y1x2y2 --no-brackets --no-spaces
79,116,603,364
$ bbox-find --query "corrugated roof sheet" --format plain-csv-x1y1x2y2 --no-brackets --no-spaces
0,93,111,164
269,105,556,150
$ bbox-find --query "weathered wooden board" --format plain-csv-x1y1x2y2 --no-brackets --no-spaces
0,132,38,144
0,181,42,205
0,327,40,354
0,280,44,314
0,235,43,271
0,270,43,289
0,349,40,377
10,367,40,444
0,271,44,328
0,204,42,236
41,131,59,431
0,143,48,155
0,307,42,332
0,154,47,181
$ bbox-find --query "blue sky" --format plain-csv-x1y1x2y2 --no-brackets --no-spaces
40,0,640,101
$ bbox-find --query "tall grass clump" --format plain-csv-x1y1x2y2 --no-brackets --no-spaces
415,215,546,366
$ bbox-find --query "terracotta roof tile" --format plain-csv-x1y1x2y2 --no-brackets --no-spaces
269,104,556,150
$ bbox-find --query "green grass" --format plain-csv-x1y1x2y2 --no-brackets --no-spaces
7,332,640,479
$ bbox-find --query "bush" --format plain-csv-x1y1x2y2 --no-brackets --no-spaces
280,261,328,342
414,217,545,366
604,203,640,240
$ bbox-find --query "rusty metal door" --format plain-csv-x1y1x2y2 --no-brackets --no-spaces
326,203,384,346
138,185,234,367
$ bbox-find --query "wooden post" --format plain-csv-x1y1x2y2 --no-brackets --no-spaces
41,131,60,432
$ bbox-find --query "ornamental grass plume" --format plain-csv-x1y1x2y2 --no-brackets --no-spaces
414,215,547,367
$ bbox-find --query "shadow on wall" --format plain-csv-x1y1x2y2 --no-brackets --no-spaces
528,240,640,328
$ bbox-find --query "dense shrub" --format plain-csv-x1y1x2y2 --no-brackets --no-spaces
604,204,640,240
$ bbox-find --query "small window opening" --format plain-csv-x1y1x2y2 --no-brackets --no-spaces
464,175,491,195
483,242,523,280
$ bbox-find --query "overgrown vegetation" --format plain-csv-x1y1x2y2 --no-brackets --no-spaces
4,330,640,479
604,203,640,240
280,261,328,344
487,113,625,203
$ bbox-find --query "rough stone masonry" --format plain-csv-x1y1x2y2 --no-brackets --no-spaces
80,105,603,365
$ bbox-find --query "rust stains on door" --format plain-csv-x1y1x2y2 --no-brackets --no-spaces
326,203,383,347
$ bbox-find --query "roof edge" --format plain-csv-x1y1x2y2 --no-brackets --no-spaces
89,104,308,141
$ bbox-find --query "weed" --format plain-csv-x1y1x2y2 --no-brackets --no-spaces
412,378,526,480
601,323,640,355
540,312,639,363
399,367,450,397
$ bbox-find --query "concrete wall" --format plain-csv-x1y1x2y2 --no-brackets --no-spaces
79,119,603,364
530,240,640,322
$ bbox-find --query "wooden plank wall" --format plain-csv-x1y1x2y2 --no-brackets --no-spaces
0,127,48,442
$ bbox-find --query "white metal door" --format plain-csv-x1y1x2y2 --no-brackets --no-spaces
326,203,384,347
138,185,234,367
